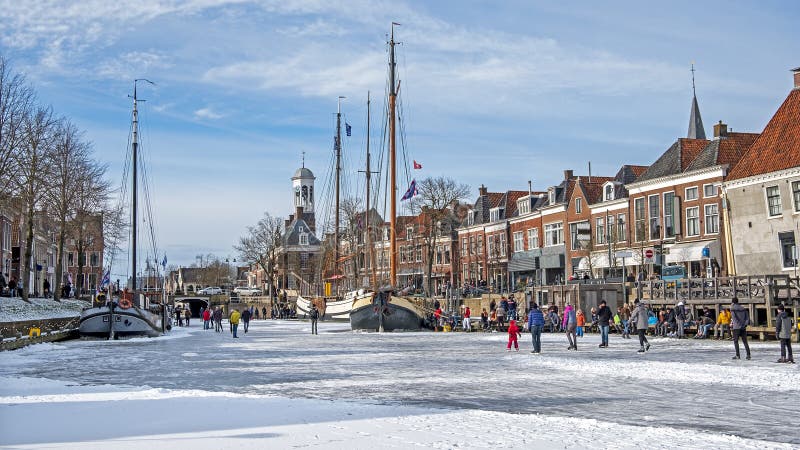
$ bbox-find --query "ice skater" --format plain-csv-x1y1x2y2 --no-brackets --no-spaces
630,299,650,353
241,307,251,333
506,319,521,351
597,300,612,348
229,308,241,338
730,298,751,360
775,304,794,363
213,307,223,332
528,304,544,353
310,305,319,335
563,303,577,350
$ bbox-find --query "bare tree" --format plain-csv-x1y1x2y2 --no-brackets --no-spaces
339,197,364,289
410,177,470,296
71,158,110,297
234,212,284,298
14,106,57,301
0,57,34,196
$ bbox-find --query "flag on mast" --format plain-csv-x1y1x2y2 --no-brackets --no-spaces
413,160,422,169
161,254,168,268
99,269,110,290
345,123,352,136
401,179,418,201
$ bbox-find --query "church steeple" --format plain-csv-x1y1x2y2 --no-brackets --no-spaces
687,63,706,139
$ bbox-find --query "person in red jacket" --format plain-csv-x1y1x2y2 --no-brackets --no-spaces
507,319,521,351
434,307,442,331
462,306,471,331
202,307,211,330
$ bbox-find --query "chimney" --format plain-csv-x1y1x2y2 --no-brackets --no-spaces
563,169,574,180
713,120,728,139
295,206,304,221
793,67,800,89
479,184,488,196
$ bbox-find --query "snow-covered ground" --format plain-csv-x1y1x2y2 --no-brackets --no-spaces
1,320,797,449
0,296,88,322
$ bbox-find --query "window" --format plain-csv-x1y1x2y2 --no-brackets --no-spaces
469,236,475,255
648,194,660,240
300,252,309,269
766,186,782,217
686,207,699,236
444,247,451,264
617,214,626,242
399,246,406,263
461,237,468,256
416,246,422,262
595,217,605,244
90,252,99,267
487,235,494,257
604,184,614,201
406,227,413,240
499,234,507,257
1,221,9,251
634,197,646,242
704,204,719,234
513,231,524,252
703,184,718,198
477,235,483,255
544,222,564,246
575,198,582,214
779,232,796,268
67,252,75,267
569,223,580,250
518,199,530,215
664,192,675,238
548,188,556,204
466,210,475,226
88,274,97,290
299,233,308,246
685,186,698,201
527,228,539,249
793,181,800,212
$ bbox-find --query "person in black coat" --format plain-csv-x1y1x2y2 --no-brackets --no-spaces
597,300,613,348
241,308,252,333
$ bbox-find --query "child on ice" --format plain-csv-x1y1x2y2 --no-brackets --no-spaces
507,319,521,351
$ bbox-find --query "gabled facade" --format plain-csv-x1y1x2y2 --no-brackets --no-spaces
723,68,800,275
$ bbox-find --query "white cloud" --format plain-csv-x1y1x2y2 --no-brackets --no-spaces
193,107,223,119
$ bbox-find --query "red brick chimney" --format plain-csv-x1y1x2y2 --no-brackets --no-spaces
794,67,800,89
713,120,728,139
479,184,488,196
563,169,574,180
295,206,304,221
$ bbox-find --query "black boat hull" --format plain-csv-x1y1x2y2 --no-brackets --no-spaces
349,295,424,331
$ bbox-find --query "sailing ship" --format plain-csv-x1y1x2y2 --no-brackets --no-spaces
349,24,428,331
79,80,168,339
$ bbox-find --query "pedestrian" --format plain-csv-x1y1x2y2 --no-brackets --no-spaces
213,307,223,332
480,308,489,330
563,304,577,350
576,309,585,337
597,300,612,348
262,306,267,320
630,299,650,353
310,304,319,335
621,303,631,339
8,277,17,298
254,308,259,320
202,307,211,330
176,306,184,327
496,303,506,330
241,307,252,333
528,303,545,354
230,308,241,338
506,319,521,351
675,301,686,338
775,304,794,363
434,307,442,332
0,273,5,295
43,279,50,298
462,306,471,332
714,307,731,340
184,308,191,327
730,297,751,360
507,296,517,321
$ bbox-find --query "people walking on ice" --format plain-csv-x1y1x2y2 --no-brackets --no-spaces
506,319,520,351
462,306,471,331
213,306,223,332
630,299,650,353
184,308,191,327
597,300,612,348
528,304,544,353
203,307,211,330
563,303,577,350
229,308,241,338
310,304,319,335
775,304,794,363
730,297,751,360
674,301,686,338
241,307,251,333
576,308,585,338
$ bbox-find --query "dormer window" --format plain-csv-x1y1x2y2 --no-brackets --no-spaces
604,183,615,201
548,187,556,204
299,233,309,246
406,226,414,240
490,207,503,222
518,198,530,215
466,210,475,226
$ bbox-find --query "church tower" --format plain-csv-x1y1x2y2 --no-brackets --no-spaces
292,165,315,214
687,63,707,139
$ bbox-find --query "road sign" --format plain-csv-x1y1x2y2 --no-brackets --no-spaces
615,251,633,259
644,248,654,259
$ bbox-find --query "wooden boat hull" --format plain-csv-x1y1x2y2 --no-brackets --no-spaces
297,290,373,321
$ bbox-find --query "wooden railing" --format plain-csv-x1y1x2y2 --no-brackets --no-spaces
636,275,797,302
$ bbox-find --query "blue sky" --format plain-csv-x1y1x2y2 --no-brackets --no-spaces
1,0,798,274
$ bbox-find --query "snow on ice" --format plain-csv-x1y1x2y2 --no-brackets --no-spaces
0,297,88,323
1,319,798,449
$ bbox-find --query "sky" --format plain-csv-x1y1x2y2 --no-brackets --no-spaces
1,0,798,275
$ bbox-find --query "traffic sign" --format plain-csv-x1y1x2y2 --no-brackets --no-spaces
644,248,654,259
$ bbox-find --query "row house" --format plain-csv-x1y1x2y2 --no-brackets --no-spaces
724,68,800,275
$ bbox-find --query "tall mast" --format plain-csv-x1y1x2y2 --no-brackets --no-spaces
334,96,345,290
131,82,139,291
130,78,153,292
389,23,399,287
363,92,377,287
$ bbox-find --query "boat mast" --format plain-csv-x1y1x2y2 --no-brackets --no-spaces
389,23,398,287
335,96,345,292
130,78,153,292
363,92,377,288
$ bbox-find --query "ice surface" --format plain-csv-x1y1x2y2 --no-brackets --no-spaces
0,297,88,322
0,319,797,448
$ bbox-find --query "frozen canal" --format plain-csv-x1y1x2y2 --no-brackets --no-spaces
1,319,798,448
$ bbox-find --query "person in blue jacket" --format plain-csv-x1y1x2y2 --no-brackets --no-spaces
528,303,545,354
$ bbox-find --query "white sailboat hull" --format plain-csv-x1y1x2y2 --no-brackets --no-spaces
296,290,374,321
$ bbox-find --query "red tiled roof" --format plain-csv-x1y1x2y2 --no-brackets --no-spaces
505,190,529,216
577,177,614,204
678,138,708,171
717,132,760,167
629,165,648,177
486,192,504,209
728,89,800,180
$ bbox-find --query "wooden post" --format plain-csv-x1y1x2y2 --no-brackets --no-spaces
765,276,774,329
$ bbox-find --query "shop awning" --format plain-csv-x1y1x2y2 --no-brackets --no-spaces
665,240,721,264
